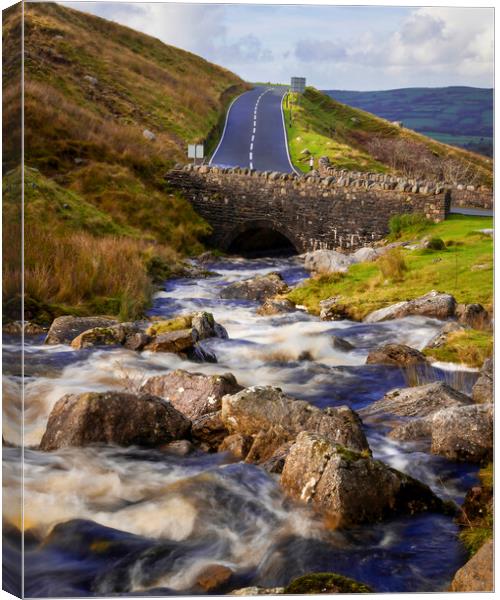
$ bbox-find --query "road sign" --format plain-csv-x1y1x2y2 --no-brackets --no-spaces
188,144,204,161
291,77,306,94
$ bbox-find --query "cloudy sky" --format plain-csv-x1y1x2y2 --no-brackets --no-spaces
65,2,493,90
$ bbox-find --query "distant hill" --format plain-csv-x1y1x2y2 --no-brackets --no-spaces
324,87,493,157
284,87,492,186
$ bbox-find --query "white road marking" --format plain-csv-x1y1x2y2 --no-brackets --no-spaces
249,87,273,169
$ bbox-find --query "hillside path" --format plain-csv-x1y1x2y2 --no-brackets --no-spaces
210,86,297,173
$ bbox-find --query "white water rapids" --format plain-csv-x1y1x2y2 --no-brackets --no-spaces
2,255,478,595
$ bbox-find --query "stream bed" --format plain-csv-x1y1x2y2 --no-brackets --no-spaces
3,255,480,596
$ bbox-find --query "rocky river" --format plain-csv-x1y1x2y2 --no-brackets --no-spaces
2,255,485,596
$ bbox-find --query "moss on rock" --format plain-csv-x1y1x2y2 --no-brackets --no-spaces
285,572,373,594
146,315,193,336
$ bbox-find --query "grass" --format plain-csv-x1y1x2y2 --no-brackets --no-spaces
283,89,389,173
283,88,492,185
2,2,247,323
459,463,493,557
288,215,493,321
3,168,192,323
424,330,493,368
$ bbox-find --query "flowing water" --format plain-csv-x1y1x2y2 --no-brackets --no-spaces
2,256,480,596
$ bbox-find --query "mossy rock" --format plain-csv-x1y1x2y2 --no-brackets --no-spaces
285,572,373,594
146,315,193,336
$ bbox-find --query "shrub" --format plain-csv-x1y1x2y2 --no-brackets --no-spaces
377,248,407,281
389,213,431,238
425,237,446,251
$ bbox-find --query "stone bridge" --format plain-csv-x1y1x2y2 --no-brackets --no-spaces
166,164,451,254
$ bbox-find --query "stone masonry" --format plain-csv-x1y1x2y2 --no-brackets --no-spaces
166,163,451,253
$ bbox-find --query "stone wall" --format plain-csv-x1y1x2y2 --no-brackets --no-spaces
318,157,493,211
166,164,451,253
450,189,493,211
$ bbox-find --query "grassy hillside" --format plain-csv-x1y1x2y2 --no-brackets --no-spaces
325,87,493,157
289,214,493,328
2,2,248,323
284,88,493,186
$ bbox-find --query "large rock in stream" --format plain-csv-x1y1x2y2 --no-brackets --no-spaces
40,391,191,451
45,316,118,345
220,386,369,466
391,403,493,464
70,323,145,350
360,382,473,421
449,539,493,592
366,343,428,367
472,358,493,404
220,272,288,302
281,431,447,527
141,370,242,419
364,291,457,323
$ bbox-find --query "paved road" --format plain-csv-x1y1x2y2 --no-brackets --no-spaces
450,206,493,217
210,86,297,173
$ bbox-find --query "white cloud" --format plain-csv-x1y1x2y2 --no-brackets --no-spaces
64,3,493,89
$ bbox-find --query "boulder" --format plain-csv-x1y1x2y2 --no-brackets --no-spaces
70,324,130,350
191,411,228,451
194,565,234,593
366,343,427,367
472,358,493,404
425,321,465,349
331,335,355,352
144,329,195,353
303,249,354,275
319,296,349,321
390,418,433,442
123,332,151,351
39,391,191,451
430,404,493,463
449,539,493,592
456,303,491,331
281,432,445,527
141,370,242,420
257,297,296,316
45,316,118,345
218,433,253,460
391,403,493,463
160,439,194,456
364,291,457,323
351,247,381,263
220,272,288,302
221,386,369,463
360,382,472,420
284,573,373,594
83,75,98,85
192,311,228,340
142,129,156,141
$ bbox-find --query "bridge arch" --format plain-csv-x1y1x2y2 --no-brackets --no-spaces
223,219,303,257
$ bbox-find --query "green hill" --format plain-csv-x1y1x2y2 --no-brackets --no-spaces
2,2,247,322
324,87,493,157
284,88,493,186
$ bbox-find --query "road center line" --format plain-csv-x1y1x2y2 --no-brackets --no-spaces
249,87,272,169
